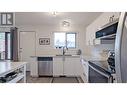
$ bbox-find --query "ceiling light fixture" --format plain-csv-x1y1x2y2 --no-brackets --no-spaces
62,21,70,27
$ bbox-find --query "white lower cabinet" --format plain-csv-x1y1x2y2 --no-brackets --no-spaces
64,57,74,76
53,57,63,76
30,57,38,77
64,57,80,76
80,59,89,83
53,57,81,77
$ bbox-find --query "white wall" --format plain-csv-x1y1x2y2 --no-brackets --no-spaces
88,44,115,58
85,12,120,57
17,24,87,56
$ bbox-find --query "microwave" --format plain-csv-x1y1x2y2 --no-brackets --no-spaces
96,22,118,39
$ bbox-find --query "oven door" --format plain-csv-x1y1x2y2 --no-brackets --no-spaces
88,63,113,83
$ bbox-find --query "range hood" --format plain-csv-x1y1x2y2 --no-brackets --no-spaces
96,19,119,40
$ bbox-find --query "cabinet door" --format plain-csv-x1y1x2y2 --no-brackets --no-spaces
53,57,63,76
64,57,80,76
83,61,89,81
86,28,95,46
75,58,84,76
81,59,89,82
30,57,38,77
64,57,75,76
94,39,100,45
86,29,90,45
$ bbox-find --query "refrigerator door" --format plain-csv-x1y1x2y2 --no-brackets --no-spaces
115,12,127,83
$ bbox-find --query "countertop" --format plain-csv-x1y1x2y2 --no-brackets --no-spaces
0,61,27,76
31,54,107,58
31,55,80,58
31,55,107,60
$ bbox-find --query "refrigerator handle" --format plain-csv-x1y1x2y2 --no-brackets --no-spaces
115,12,126,83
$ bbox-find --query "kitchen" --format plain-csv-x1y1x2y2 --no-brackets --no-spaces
0,12,126,83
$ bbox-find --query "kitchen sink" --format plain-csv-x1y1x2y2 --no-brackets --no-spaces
56,54,63,56
64,54,72,56
56,54,72,56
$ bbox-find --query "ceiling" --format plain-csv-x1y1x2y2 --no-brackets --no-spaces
15,12,102,27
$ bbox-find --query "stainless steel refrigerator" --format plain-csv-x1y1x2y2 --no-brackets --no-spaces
115,12,127,83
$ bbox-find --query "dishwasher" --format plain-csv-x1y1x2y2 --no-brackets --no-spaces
38,57,53,76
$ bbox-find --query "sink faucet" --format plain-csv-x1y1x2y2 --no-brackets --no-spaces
62,46,68,55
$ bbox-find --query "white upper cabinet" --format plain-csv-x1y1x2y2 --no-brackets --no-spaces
86,12,120,46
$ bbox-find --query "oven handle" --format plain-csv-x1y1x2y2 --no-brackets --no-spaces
89,64,111,78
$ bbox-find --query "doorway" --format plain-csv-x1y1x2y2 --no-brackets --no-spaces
19,31,36,71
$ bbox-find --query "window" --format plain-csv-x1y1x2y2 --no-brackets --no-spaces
54,32,76,48
0,32,11,60
66,33,76,48
0,33,5,59
54,33,66,47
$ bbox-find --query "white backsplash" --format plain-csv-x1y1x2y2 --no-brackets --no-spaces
89,44,115,58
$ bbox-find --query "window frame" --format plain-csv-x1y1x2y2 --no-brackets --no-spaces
54,32,76,49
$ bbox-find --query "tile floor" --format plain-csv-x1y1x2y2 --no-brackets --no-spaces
25,72,83,83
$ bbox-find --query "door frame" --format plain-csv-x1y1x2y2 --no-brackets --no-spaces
19,31,36,61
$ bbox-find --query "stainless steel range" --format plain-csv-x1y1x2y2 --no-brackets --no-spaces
88,60,115,83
